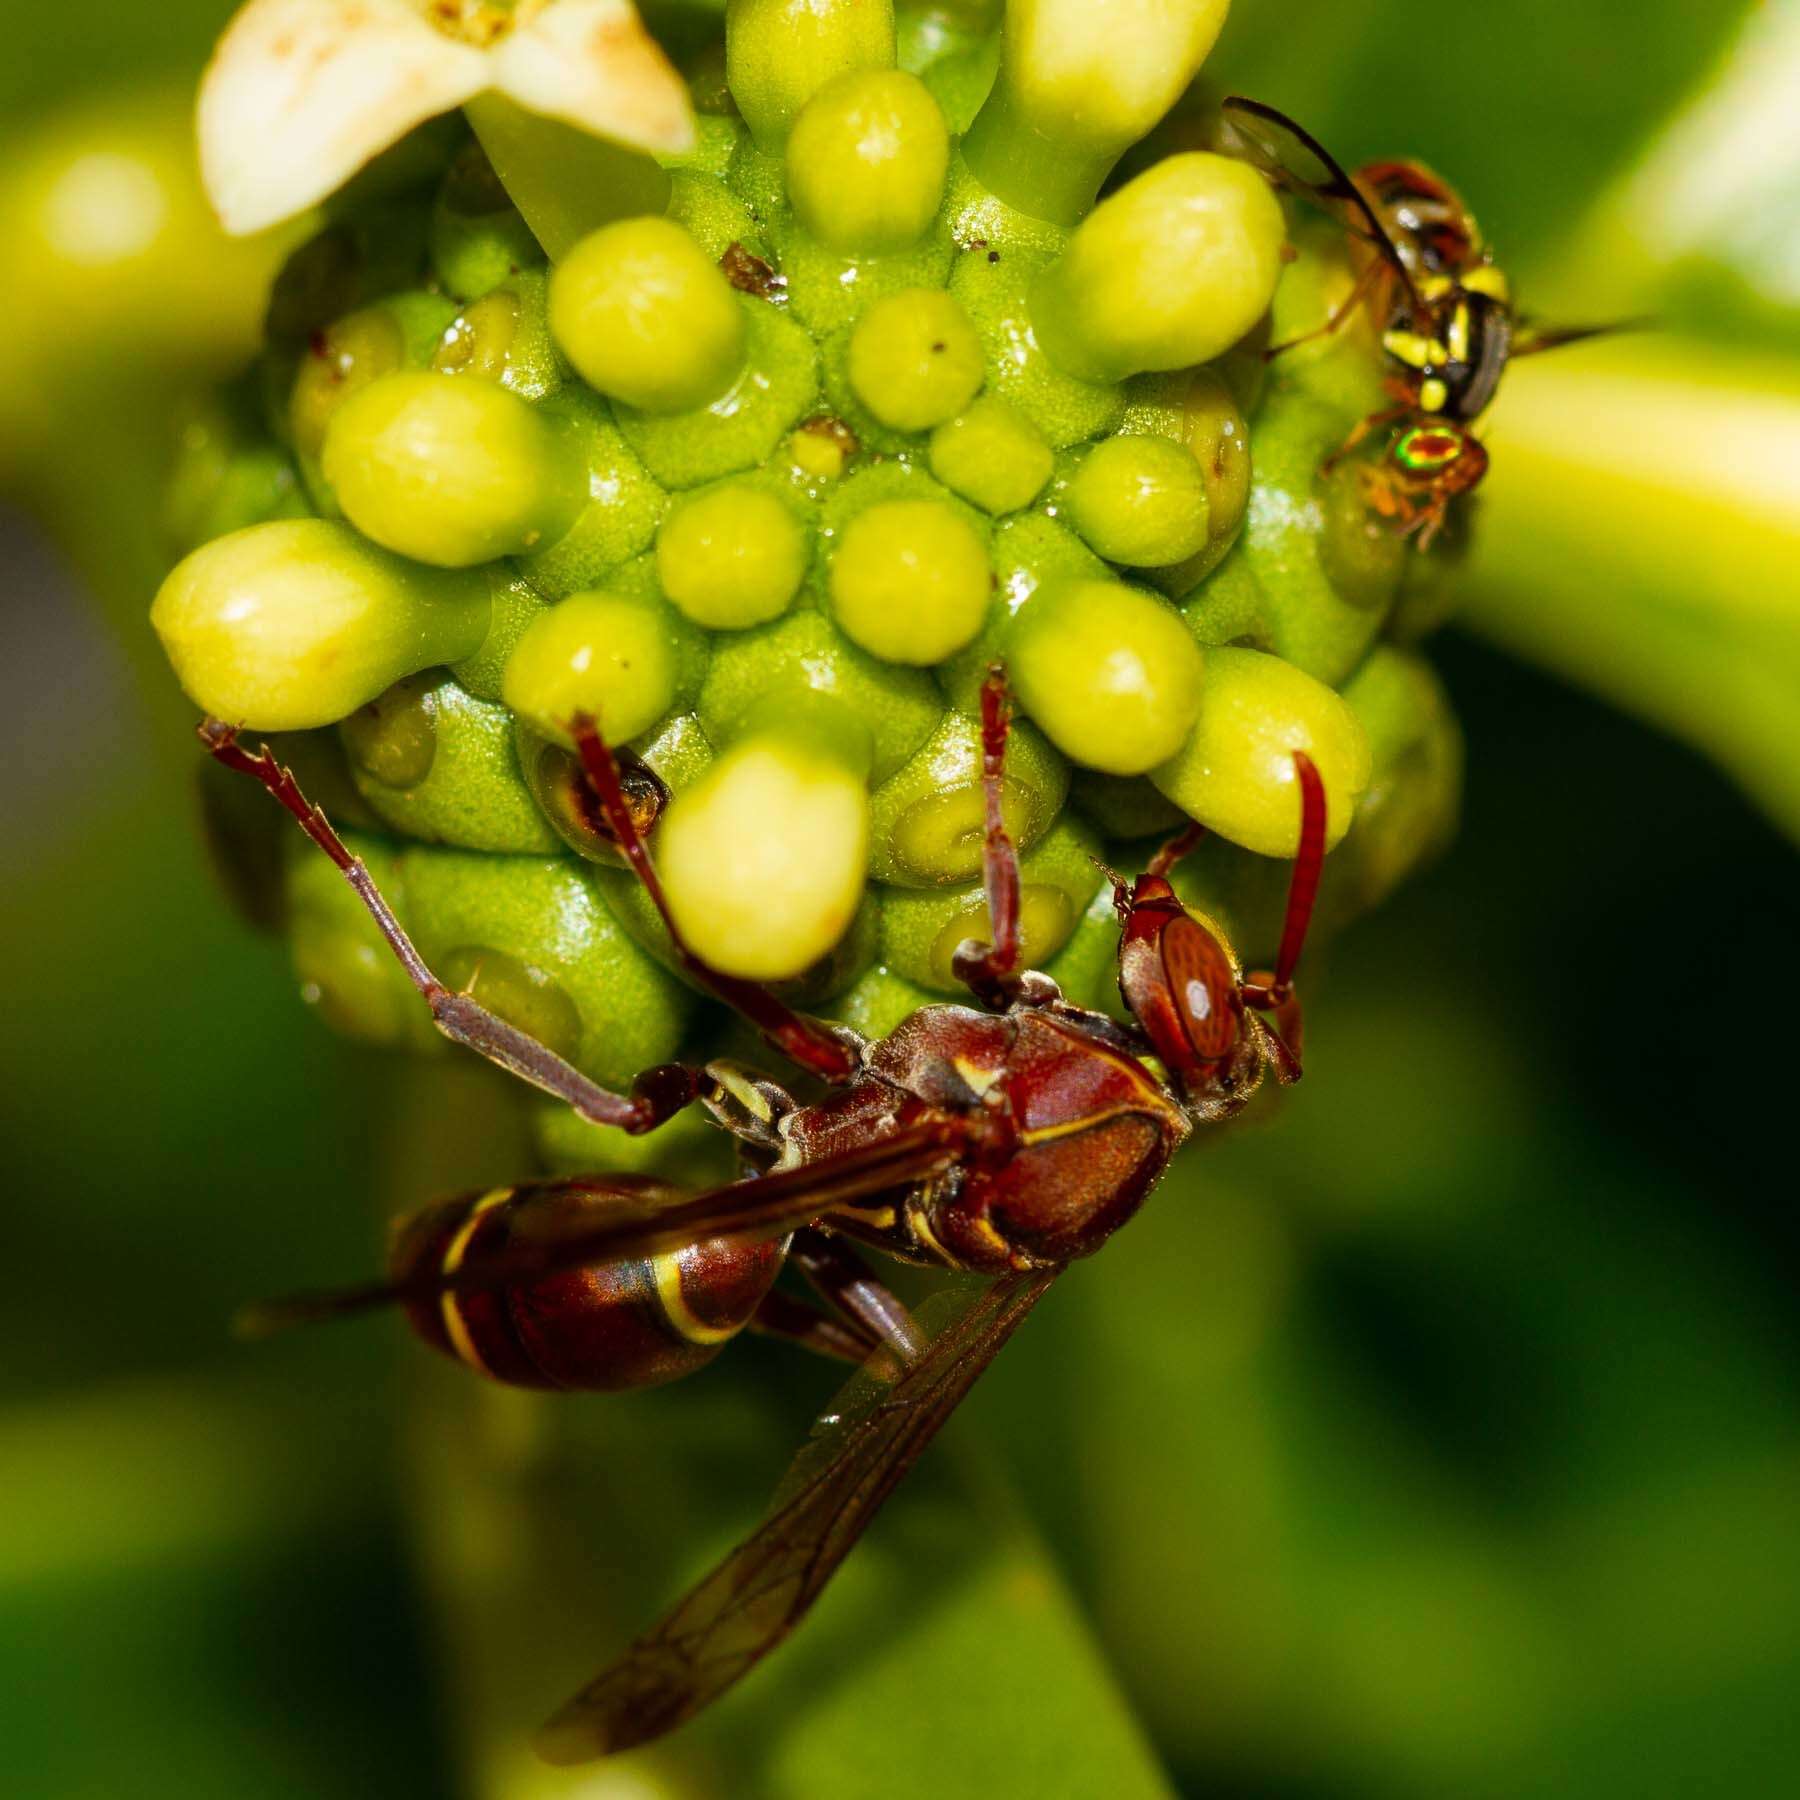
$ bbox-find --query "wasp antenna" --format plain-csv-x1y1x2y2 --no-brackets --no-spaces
1272,752,1327,996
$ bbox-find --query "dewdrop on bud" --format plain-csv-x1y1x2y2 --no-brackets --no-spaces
963,0,1231,223
1031,154,1287,385
152,520,492,729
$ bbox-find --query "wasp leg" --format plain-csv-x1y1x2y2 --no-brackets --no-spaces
570,715,864,1086
199,722,711,1134
952,666,1057,1009
749,1290,880,1365
789,1228,926,1365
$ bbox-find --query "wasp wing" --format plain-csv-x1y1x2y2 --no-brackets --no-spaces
236,1124,964,1336
1220,94,1425,320
535,1267,1060,1762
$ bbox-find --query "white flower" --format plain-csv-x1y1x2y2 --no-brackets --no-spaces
200,0,696,236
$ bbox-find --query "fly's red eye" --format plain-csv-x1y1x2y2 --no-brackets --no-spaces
1396,428,1461,472
1159,915,1238,1061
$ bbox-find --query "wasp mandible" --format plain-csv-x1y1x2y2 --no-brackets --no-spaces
1221,95,1622,547
203,665,1330,1760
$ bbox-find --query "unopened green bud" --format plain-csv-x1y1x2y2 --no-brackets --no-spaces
658,718,873,979
656,480,809,629
788,70,950,255
1065,435,1209,567
726,0,897,152
827,964,938,1040
877,813,1101,991
869,709,1068,886
287,833,437,1051
399,846,693,1089
830,498,993,664
948,248,1124,448
344,671,560,854
430,139,542,301
700,609,941,782
322,371,586,567
1150,646,1372,856
518,388,668,600
846,288,984,431
1031,155,1286,385
502,589,688,746
615,299,820,488
438,946,585,1065
1007,576,1204,774
164,385,305,558
963,0,1230,223
549,218,745,413
1067,768,1187,840
1143,367,1252,595
153,520,490,729
288,291,457,467
928,397,1054,514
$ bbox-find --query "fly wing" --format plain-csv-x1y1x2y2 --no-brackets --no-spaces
535,1268,1060,1763
1510,316,1646,358
1221,95,1426,320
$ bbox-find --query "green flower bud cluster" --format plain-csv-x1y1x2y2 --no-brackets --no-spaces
154,0,1470,1180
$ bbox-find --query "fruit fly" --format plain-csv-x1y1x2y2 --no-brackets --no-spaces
1221,94,1619,547
201,666,1330,1761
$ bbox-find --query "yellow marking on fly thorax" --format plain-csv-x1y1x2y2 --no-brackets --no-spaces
1461,264,1510,301
1446,300,1471,364
440,1188,516,1376
651,1249,744,1347
1383,328,1446,371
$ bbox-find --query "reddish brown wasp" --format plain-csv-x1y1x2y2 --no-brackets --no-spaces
1221,94,1620,547
203,666,1330,1760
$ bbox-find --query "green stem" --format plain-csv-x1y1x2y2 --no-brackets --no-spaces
466,94,671,261
961,84,1114,226
1463,338,1800,841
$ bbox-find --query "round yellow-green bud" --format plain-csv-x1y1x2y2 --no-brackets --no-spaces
726,0,897,153
656,482,809,629
502,590,680,747
787,70,950,255
846,288,984,431
1150,646,1372,856
928,398,1055,515
1007,577,1204,774
829,499,991,664
549,218,745,413
1031,154,1286,384
152,520,491,730
321,371,586,568
1065,435,1210,567
658,711,872,979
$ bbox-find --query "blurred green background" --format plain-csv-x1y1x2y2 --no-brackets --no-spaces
3,2,1796,1795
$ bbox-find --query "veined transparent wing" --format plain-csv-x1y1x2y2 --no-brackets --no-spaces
535,1267,1060,1763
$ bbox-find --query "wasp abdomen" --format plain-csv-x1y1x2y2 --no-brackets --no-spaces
390,1181,784,1391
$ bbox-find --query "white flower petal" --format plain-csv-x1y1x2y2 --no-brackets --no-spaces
495,0,696,158
199,0,488,235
